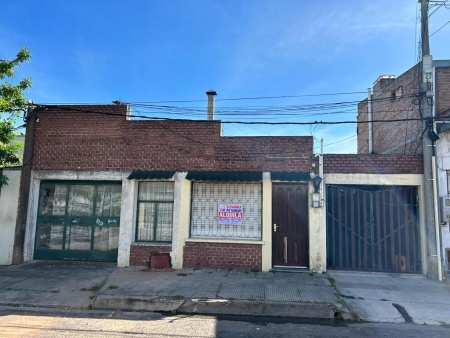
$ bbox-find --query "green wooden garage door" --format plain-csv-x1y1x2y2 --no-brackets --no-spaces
34,181,121,262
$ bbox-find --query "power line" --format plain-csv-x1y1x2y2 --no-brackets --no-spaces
126,94,419,121
35,104,427,126
430,19,450,36
125,90,369,104
313,134,357,150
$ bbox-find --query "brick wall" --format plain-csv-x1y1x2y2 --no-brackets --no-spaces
357,64,422,154
129,244,172,266
183,242,262,271
357,99,369,153
357,63,450,155
323,154,423,174
436,66,450,118
31,105,314,172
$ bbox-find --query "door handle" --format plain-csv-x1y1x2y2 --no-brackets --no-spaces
273,224,278,232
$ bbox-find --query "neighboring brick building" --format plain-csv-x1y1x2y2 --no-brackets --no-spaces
357,64,422,154
357,60,450,155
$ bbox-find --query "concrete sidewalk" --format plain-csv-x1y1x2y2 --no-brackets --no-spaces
93,267,339,318
1,261,450,325
328,271,450,325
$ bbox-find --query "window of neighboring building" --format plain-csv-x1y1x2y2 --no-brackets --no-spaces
136,182,174,242
190,182,262,240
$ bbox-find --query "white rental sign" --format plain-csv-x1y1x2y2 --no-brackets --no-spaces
218,204,243,225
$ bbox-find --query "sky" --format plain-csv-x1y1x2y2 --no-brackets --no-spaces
1,0,450,153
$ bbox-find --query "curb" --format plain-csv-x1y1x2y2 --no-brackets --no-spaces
93,295,184,312
92,296,338,319
179,299,338,318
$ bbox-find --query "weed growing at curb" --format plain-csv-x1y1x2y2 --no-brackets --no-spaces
81,284,101,293
88,284,101,292
49,290,60,293
341,294,356,299
108,285,119,289
326,274,353,321
173,295,185,300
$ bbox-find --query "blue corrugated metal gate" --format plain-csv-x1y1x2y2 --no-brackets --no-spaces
326,185,421,273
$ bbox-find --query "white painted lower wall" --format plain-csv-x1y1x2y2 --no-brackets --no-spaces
0,168,21,265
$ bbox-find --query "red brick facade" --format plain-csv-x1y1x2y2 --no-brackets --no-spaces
323,154,423,174
436,67,450,118
31,104,425,271
183,242,262,271
357,62,450,155
129,244,172,267
31,104,313,270
31,105,314,172
357,64,422,154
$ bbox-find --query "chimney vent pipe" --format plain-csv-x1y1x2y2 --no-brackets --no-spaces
206,90,217,120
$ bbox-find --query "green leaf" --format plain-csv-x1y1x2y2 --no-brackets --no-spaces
0,47,31,187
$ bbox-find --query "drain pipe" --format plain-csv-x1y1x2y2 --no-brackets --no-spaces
368,88,373,154
432,156,443,281
206,90,217,120
319,153,324,207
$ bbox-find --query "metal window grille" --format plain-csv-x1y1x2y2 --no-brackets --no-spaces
190,182,262,239
136,182,174,242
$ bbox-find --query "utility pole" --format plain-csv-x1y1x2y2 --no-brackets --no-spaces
420,0,441,279
12,102,36,264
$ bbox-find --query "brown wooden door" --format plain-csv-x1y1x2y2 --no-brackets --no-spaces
272,183,309,267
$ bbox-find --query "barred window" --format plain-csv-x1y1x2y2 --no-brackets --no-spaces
190,182,262,239
136,182,174,242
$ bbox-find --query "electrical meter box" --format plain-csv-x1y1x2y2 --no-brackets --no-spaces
440,197,450,224
311,193,321,208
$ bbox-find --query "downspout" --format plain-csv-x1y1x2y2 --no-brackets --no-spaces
318,150,324,207
368,88,373,154
432,65,447,278
432,156,443,281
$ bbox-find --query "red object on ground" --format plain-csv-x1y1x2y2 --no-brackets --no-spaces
150,254,171,269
